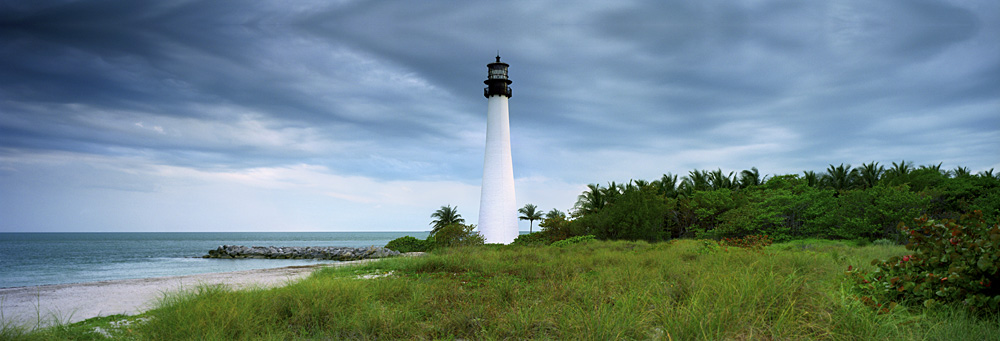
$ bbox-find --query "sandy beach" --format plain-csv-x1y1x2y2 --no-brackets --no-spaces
0,259,377,328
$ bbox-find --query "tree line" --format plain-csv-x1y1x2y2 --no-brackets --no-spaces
528,161,999,244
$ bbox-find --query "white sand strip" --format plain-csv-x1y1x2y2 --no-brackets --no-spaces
0,259,377,328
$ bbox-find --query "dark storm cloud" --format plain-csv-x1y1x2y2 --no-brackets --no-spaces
557,0,996,177
0,0,488,178
1,1,250,109
1,0,998,183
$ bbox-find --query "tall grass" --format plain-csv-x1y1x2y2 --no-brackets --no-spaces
6,239,999,339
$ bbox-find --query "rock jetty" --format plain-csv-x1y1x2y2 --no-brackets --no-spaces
204,245,401,261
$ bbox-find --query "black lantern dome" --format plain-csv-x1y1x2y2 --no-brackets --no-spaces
484,55,512,98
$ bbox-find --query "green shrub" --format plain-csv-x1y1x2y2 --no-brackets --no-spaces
817,185,929,241
511,232,550,246
872,238,895,246
847,211,1000,313
694,240,721,255
588,187,669,242
550,235,595,247
720,234,773,251
538,214,572,241
385,236,433,253
433,223,485,248
715,185,832,242
687,189,740,238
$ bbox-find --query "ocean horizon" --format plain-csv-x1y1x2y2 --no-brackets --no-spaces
0,231,430,288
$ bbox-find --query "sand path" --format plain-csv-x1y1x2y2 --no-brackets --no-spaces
0,259,380,328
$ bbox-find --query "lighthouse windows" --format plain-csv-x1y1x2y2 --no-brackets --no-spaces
489,66,507,80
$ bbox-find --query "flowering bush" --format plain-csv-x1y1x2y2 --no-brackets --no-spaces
719,234,773,251
847,211,1000,313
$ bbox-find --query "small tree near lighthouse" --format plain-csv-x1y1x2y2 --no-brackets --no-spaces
518,204,543,233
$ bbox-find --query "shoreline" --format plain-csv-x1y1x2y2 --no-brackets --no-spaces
0,259,379,328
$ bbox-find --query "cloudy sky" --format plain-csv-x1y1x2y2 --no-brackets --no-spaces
1,0,998,232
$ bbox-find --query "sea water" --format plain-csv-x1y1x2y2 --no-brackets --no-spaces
0,232,428,288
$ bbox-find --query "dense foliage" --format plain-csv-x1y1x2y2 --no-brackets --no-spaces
431,223,484,248
510,231,551,246
848,211,1000,313
385,223,485,252
384,236,433,253
548,161,999,243
387,206,485,252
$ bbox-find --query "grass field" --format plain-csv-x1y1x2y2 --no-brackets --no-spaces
5,239,999,340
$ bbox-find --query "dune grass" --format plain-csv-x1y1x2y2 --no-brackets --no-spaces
5,239,999,339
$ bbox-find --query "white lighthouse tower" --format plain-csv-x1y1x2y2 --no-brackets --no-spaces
478,55,518,244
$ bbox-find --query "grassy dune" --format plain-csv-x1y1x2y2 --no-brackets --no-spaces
7,239,999,340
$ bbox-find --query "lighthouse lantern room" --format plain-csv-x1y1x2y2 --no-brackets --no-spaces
484,56,512,98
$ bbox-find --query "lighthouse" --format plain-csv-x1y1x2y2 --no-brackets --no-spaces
478,55,518,244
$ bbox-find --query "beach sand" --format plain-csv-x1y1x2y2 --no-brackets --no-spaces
0,259,378,328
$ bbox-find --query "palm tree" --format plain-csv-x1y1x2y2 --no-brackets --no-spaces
653,173,679,198
822,164,859,191
545,208,566,220
953,166,972,178
884,160,913,185
603,181,625,203
802,170,819,187
518,204,544,233
857,161,884,189
920,162,945,175
979,168,996,179
739,167,766,188
682,169,710,192
630,179,650,190
887,160,913,178
574,183,606,215
708,169,736,190
430,205,464,235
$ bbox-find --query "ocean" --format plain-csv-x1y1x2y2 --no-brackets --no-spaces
0,232,428,289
